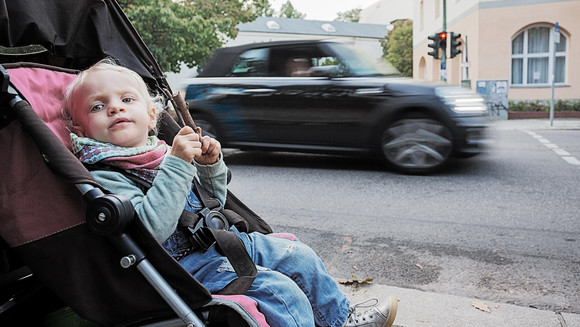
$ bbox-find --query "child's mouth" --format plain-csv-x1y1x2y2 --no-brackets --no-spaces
111,118,130,127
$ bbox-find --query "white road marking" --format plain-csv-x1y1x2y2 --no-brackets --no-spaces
562,157,580,165
553,149,571,156
524,130,579,168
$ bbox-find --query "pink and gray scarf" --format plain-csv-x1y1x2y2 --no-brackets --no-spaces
71,133,167,184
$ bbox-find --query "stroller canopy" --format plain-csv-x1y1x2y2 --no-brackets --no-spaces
0,0,165,85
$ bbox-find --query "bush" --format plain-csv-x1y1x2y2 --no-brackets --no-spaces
508,99,580,112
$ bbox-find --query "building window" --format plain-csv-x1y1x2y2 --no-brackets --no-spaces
511,25,567,86
435,0,440,18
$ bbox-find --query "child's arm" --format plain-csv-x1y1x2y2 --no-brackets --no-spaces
91,155,195,242
194,152,228,207
173,126,228,206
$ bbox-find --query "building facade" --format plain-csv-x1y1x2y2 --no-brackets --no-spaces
413,0,580,102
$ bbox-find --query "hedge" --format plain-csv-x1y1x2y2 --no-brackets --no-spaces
509,99,580,112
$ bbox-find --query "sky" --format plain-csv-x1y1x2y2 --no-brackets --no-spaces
270,0,380,21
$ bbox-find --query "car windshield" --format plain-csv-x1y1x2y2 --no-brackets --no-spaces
325,43,385,77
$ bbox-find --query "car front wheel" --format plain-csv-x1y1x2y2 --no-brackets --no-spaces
381,117,453,174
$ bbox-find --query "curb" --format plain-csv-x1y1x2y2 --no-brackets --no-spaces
488,118,580,130
507,112,580,120
339,283,580,327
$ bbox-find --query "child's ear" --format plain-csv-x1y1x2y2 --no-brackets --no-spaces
72,124,85,137
147,107,157,130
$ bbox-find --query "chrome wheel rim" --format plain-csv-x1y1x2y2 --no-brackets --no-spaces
382,118,453,171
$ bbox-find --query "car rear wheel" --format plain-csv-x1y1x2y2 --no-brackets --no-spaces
381,117,453,174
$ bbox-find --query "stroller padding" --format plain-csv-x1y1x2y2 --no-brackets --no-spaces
8,66,77,147
0,121,85,247
213,295,268,326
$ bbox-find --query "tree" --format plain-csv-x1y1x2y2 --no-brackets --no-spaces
380,19,413,77
278,0,306,19
334,8,361,22
120,0,257,73
251,0,275,17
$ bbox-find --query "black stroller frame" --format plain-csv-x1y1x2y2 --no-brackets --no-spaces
0,0,272,326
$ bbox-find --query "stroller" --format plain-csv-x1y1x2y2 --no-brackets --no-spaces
0,0,279,326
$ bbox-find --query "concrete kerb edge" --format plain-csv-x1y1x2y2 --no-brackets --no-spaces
338,282,578,327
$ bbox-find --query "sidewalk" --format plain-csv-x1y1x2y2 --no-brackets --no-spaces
340,283,580,327
488,118,580,130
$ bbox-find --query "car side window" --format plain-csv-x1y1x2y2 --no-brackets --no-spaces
229,48,269,77
268,45,343,77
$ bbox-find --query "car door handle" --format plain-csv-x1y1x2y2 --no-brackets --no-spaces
244,89,276,95
354,88,384,95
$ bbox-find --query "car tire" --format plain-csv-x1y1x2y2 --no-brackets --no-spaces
380,116,453,174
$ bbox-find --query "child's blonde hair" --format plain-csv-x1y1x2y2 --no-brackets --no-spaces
62,58,163,134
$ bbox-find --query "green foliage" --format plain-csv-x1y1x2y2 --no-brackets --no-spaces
251,0,275,17
120,0,257,73
380,19,413,77
334,9,361,22
278,0,305,19
508,99,580,112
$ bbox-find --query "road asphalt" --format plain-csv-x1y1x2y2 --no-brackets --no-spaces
339,117,580,327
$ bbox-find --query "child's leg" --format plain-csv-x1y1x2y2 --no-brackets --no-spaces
245,269,315,327
179,246,315,327
239,232,350,327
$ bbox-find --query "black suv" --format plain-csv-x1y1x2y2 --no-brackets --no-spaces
184,40,488,173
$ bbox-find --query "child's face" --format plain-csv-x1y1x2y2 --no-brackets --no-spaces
70,69,156,147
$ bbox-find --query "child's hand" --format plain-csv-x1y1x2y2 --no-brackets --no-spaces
169,126,202,163
195,127,222,165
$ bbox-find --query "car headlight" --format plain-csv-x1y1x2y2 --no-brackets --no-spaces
435,86,486,114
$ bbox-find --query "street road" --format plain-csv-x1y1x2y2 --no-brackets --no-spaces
223,123,580,314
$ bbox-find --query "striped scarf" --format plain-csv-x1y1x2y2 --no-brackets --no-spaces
71,133,167,184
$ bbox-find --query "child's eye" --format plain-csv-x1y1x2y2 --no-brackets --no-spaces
91,104,104,112
122,97,134,103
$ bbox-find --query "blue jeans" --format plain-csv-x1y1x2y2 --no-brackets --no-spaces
163,227,350,327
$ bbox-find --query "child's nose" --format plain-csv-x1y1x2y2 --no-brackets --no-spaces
108,101,126,114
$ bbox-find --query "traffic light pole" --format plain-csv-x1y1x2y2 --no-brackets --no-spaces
441,0,447,82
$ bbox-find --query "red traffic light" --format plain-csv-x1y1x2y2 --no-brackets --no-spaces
438,32,447,40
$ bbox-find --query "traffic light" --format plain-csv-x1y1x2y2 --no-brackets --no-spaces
427,33,440,59
438,32,447,55
450,32,462,58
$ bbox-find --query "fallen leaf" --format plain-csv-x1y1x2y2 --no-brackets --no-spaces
495,304,500,309
353,265,359,270
471,301,491,313
337,276,375,285
415,263,424,270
